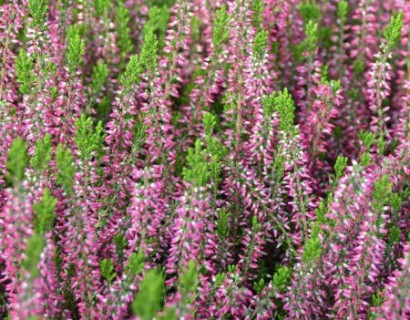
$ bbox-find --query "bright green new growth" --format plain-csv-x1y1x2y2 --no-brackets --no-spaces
388,225,401,245
33,188,57,234
360,152,372,167
383,13,403,52
23,233,45,278
252,0,264,29
121,55,142,90
125,251,145,276
75,114,105,162
302,236,322,266
212,5,230,54
272,265,292,292
91,62,109,95
66,25,85,73
214,273,226,288
334,156,348,179
31,134,52,174
140,30,159,74
143,6,170,50
305,20,318,52
274,89,296,132
372,175,393,213
299,1,321,23
179,260,198,297
262,92,276,116
56,144,76,193
100,259,116,284
132,269,164,320
254,278,266,294
15,49,35,94
390,193,402,212
358,131,376,150
216,209,230,238
337,0,348,25
203,113,226,158
371,290,385,308
253,30,268,62
6,138,28,184
203,112,217,137
94,0,110,17
113,233,127,255
116,1,133,56
28,0,48,28
312,201,329,237
183,140,209,187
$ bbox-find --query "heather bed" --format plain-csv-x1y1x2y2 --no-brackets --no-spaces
0,0,410,319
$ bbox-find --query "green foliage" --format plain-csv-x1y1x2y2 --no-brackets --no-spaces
120,55,142,90
302,236,322,265
358,131,376,150
305,20,318,52
212,5,230,54
91,62,109,95
125,251,145,276
203,113,226,163
100,259,116,284
15,49,35,94
183,140,209,186
353,58,365,76
74,114,105,162
143,6,170,50
253,30,268,61
158,307,177,320
262,92,276,116
372,175,393,214
272,265,291,292
216,209,230,238
179,260,198,296
388,225,400,246
116,1,133,56
66,25,85,73
390,193,402,212
359,152,372,167
377,136,386,156
6,138,28,184
383,13,403,52
147,0,176,7
140,29,158,74
33,188,57,234
94,0,110,17
312,201,328,237
214,273,226,287
337,0,348,25
56,144,76,193
203,112,217,137
23,233,45,278
254,278,265,294
31,134,52,174
113,233,127,255
334,156,348,179
274,88,296,132
330,80,341,95
252,0,264,29
371,291,385,307
299,1,321,23
28,0,48,28
190,15,201,43
132,269,164,320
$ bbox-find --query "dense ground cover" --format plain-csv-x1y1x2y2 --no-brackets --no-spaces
0,0,410,319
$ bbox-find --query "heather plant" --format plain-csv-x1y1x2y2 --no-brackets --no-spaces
0,0,410,319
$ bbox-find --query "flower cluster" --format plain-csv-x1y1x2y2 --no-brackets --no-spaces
0,0,410,319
